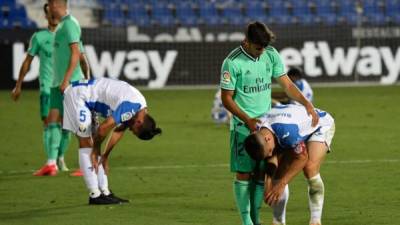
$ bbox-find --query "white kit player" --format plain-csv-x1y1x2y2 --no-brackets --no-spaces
244,104,335,225
272,67,314,106
63,78,162,205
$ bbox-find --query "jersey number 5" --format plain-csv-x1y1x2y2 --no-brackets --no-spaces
79,110,87,122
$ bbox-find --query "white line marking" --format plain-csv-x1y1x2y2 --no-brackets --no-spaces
0,159,398,175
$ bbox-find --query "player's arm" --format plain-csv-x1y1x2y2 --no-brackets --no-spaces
99,125,127,174
60,42,81,92
79,53,90,79
220,58,260,131
271,91,290,105
264,155,278,203
11,55,34,101
265,143,308,206
221,89,259,131
276,75,319,126
91,116,116,172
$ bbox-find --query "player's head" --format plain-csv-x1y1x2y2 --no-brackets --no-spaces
244,21,275,58
244,128,275,161
287,66,304,81
47,0,67,19
43,3,58,27
129,110,162,141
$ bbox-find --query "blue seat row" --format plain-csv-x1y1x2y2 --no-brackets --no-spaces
0,1,36,29
99,0,400,26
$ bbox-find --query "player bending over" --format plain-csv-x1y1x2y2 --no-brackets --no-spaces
63,77,162,204
244,104,335,225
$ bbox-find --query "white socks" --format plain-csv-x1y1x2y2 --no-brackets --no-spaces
79,148,101,198
98,164,110,196
79,148,111,198
272,182,289,225
307,174,324,225
270,174,325,225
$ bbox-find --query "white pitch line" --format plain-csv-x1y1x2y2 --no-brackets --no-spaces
0,159,399,175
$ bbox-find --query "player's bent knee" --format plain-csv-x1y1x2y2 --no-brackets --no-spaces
303,163,320,179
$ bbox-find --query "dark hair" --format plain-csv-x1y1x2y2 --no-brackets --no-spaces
244,133,264,161
246,21,275,47
137,114,162,140
287,66,304,78
43,3,49,15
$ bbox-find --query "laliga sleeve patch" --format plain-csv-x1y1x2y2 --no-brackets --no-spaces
294,141,306,154
121,111,133,122
221,71,231,84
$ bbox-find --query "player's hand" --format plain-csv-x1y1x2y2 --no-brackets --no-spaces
99,155,109,175
306,104,319,127
11,86,21,101
90,150,100,174
60,80,69,93
245,118,261,132
264,182,286,206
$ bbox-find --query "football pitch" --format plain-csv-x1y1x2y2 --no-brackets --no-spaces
0,86,399,225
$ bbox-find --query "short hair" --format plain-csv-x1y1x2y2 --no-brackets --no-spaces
137,114,162,140
48,0,68,4
244,133,265,161
287,66,304,78
43,3,49,15
246,21,275,48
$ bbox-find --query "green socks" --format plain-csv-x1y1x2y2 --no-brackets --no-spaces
43,127,51,158
234,180,253,225
250,180,264,225
48,123,61,161
58,129,71,158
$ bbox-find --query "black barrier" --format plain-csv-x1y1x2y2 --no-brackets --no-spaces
1,25,399,89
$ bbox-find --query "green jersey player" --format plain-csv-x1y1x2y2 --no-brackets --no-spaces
11,3,60,176
220,21,319,225
32,0,90,177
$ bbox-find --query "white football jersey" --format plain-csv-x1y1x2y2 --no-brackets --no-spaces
68,78,147,125
291,79,313,104
258,104,334,149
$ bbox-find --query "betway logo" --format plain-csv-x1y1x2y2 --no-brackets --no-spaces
13,43,178,88
280,41,400,84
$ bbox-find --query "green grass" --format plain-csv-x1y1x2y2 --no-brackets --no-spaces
0,86,399,225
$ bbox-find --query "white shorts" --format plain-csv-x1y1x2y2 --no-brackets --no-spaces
308,121,336,151
63,86,93,138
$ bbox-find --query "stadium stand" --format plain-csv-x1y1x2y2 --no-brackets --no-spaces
1,0,399,28
0,0,36,28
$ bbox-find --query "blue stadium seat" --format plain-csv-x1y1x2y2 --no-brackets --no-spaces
319,14,338,25
175,2,198,26
245,1,268,22
386,0,400,16
127,4,151,26
222,5,247,25
103,6,125,26
363,0,380,15
268,1,290,17
268,1,293,25
199,2,222,26
10,5,27,19
366,13,386,25
290,0,312,16
151,3,175,26
337,1,360,25
315,0,337,25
